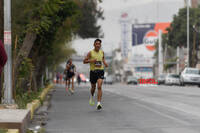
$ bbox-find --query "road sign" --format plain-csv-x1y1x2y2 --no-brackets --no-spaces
4,31,11,45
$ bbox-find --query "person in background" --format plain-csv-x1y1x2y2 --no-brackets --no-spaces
0,40,7,75
77,73,81,85
0,40,7,95
64,58,76,94
56,72,60,84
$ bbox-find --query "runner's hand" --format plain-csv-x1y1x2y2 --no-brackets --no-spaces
104,63,108,67
90,59,96,63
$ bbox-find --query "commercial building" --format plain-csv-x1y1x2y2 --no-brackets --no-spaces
130,23,171,78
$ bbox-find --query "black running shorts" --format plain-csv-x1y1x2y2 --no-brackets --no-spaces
66,72,75,80
90,70,104,84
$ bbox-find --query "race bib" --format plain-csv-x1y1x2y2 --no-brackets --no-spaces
70,69,74,72
95,61,102,67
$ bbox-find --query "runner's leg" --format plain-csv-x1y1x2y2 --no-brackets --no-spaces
65,78,68,91
97,79,103,103
71,75,75,92
89,83,96,106
91,83,96,96
96,78,103,110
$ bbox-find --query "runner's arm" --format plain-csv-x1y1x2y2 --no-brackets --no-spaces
103,52,108,67
83,52,96,64
74,65,76,73
66,64,70,70
64,69,67,74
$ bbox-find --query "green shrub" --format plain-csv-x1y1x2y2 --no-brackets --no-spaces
16,88,44,109
0,129,7,133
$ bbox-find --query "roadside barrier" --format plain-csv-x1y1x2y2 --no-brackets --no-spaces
7,129,19,133
26,84,54,119
138,78,158,86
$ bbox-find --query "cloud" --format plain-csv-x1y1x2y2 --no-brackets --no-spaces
100,0,183,11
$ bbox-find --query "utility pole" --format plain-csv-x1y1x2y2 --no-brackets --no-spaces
0,0,3,101
177,46,180,74
3,0,14,104
158,30,163,75
187,0,190,67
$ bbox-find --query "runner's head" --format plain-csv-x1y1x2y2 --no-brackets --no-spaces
94,39,101,51
67,58,72,65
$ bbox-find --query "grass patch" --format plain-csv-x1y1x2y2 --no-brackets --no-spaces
16,87,45,109
0,129,7,133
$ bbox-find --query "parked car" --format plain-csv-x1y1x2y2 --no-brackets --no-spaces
157,74,166,85
104,75,114,84
127,76,138,84
165,74,180,85
180,67,200,86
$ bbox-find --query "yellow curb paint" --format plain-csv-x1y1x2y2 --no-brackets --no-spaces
26,84,54,119
7,129,19,133
39,84,53,100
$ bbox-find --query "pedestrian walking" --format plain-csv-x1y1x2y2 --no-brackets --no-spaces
56,72,60,84
59,73,63,84
64,58,76,94
77,73,81,85
83,39,108,110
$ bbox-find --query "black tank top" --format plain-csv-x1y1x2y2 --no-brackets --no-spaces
67,64,75,73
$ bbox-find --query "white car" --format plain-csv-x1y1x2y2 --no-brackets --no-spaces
180,67,200,86
165,74,180,85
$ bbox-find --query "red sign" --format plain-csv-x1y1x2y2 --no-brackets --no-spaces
121,13,128,18
4,31,11,45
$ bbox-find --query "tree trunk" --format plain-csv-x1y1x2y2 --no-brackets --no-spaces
32,72,37,92
35,56,47,89
15,32,37,69
13,32,37,90
191,31,198,67
29,42,44,91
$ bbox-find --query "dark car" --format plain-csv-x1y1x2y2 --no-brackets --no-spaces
127,76,138,84
157,74,166,85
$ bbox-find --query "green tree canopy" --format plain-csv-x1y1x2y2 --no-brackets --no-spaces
164,7,200,67
11,0,104,94
166,7,200,48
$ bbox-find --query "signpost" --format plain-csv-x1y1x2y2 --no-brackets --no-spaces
3,0,14,104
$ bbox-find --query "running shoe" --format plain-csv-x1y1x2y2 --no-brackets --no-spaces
89,98,95,106
69,88,74,94
96,103,102,110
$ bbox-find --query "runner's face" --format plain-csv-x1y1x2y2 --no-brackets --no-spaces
68,60,72,65
94,41,101,51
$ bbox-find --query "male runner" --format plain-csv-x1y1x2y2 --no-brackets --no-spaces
64,59,76,94
83,39,108,110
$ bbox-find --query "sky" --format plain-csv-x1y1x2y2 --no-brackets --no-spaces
72,0,185,56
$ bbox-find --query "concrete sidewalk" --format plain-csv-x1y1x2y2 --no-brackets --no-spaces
0,109,30,133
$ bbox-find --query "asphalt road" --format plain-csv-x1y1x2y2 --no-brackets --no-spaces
45,83,200,133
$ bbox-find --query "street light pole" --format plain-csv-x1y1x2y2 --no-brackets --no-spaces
3,0,14,104
133,32,137,45
187,0,190,67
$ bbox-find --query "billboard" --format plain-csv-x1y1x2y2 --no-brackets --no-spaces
132,23,170,51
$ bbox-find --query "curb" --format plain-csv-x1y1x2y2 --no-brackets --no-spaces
7,129,19,133
26,84,54,119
